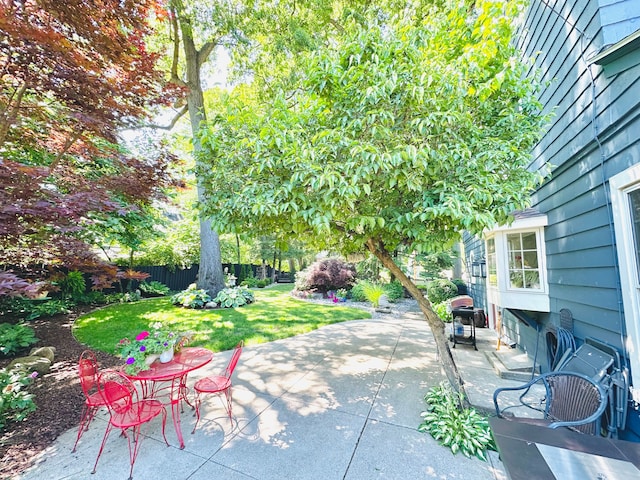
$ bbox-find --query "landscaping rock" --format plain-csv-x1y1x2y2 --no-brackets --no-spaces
8,355,52,376
29,346,56,362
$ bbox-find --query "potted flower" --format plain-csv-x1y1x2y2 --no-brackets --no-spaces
118,322,179,374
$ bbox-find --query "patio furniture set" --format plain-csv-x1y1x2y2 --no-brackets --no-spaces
72,343,243,480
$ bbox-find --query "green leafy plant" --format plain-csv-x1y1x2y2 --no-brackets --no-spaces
59,270,86,299
349,281,368,302
139,281,171,297
0,297,72,321
0,367,37,430
384,280,404,302
360,281,386,308
213,286,255,308
0,323,39,356
433,301,451,323
240,275,259,288
117,322,181,374
419,382,496,461
170,284,212,309
426,279,459,304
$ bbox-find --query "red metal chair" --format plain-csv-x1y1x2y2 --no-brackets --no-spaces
72,350,106,452
92,370,168,480
192,341,243,433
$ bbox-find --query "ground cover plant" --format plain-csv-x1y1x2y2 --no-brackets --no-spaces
74,284,370,356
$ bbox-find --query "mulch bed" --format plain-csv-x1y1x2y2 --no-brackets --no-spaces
0,309,121,478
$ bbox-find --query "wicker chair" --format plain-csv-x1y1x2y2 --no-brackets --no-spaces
493,371,608,435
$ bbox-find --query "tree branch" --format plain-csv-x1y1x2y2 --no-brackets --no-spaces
169,7,186,87
197,41,218,67
140,105,189,130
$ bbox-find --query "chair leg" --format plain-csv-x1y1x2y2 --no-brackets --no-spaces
91,421,114,474
191,392,201,434
72,404,96,452
224,387,233,422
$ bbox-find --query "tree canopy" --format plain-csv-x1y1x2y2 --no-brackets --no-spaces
197,0,549,394
0,0,179,281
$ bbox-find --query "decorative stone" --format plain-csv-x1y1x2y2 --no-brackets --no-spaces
29,346,56,362
8,355,52,375
378,295,391,307
205,301,219,309
375,307,392,314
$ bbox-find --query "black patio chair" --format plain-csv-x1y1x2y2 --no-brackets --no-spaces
493,371,608,435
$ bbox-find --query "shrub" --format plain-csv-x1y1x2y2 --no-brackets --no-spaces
0,298,73,321
73,291,108,305
452,278,467,295
433,301,451,322
349,281,368,302
0,367,37,430
241,275,259,288
59,270,86,299
296,257,356,293
0,323,39,356
139,281,171,297
171,285,211,309
419,382,496,461
384,281,404,302
213,286,255,308
360,281,386,307
256,279,268,288
426,279,459,304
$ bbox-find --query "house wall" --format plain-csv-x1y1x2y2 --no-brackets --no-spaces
465,0,640,438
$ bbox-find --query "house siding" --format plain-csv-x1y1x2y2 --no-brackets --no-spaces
464,0,640,439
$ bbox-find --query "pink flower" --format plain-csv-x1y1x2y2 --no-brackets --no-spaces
135,331,149,341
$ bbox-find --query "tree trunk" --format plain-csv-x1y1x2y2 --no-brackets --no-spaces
366,238,469,406
180,12,225,297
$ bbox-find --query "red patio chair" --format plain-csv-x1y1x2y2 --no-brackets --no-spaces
192,341,243,433
92,370,168,480
72,350,106,452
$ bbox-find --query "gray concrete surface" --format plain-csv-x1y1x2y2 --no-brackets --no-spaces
16,301,518,480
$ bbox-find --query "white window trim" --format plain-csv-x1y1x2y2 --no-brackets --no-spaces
610,164,640,402
484,215,550,312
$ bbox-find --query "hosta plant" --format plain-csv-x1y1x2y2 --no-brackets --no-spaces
171,284,212,309
213,286,255,308
0,323,38,356
419,382,496,461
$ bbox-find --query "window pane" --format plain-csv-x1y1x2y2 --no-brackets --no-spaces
629,189,640,279
524,271,540,289
487,238,497,286
523,251,539,269
507,234,522,251
521,232,537,249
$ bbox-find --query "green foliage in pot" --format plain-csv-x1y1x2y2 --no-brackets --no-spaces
419,382,496,461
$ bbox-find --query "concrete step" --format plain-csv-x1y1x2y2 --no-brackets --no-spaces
485,349,540,382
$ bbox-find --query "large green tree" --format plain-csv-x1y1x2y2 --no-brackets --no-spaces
197,1,549,396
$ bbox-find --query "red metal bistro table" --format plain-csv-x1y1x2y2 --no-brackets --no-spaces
124,347,213,449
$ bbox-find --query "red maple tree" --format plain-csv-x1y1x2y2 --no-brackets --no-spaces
0,0,183,286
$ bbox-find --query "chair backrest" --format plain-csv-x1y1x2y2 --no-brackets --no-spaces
545,372,607,435
97,370,136,415
222,341,244,378
78,350,100,398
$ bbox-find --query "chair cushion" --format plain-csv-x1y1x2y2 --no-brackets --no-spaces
194,375,231,393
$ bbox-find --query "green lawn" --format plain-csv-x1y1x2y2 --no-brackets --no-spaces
73,284,371,355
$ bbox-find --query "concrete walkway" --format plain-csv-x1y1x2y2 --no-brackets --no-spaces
16,302,515,480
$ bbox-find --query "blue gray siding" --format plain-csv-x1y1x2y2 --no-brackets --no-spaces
465,0,640,438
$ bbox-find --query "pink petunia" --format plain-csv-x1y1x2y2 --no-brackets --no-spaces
135,331,149,341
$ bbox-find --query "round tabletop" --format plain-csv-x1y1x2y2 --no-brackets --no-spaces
125,347,213,381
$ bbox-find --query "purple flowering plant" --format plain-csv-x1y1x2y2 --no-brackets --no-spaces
118,322,178,374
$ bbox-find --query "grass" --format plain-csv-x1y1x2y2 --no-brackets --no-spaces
73,284,371,355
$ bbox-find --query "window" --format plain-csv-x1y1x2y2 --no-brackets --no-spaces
487,237,497,287
507,232,541,290
610,164,640,403
484,212,549,312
